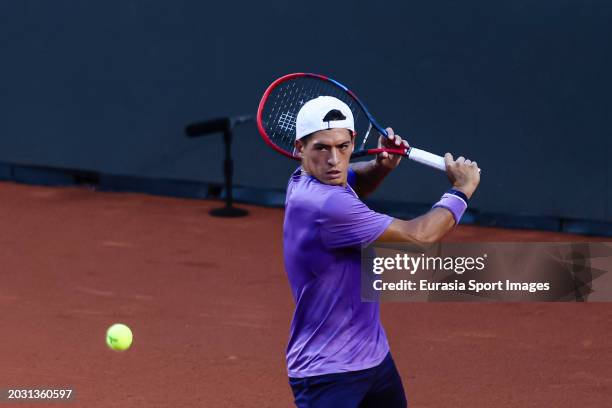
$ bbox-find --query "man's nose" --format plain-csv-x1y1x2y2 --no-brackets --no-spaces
327,148,339,166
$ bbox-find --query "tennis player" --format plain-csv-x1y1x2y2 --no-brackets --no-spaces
283,96,480,407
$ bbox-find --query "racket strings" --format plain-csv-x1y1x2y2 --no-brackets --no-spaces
261,77,369,155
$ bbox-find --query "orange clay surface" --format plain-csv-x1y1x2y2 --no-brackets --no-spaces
0,181,610,407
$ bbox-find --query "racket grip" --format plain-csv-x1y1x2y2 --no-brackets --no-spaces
408,148,446,171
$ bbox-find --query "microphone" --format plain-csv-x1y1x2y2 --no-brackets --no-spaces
185,115,255,138
185,118,231,138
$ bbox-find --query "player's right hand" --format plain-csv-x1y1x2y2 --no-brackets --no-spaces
444,153,480,199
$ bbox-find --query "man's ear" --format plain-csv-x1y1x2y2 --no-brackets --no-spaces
295,139,304,157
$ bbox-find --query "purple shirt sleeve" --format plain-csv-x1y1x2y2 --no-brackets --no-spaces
347,167,357,189
320,189,393,249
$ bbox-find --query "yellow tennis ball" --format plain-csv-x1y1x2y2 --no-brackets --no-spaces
106,323,133,351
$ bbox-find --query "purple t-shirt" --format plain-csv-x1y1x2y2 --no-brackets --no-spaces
283,167,393,378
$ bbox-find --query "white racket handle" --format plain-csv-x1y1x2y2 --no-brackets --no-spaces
407,147,446,171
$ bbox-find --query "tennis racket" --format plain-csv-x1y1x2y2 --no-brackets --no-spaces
256,72,447,171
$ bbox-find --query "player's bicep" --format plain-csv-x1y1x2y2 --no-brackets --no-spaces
375,219,410,243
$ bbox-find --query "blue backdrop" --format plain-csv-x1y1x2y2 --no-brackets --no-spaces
1,1,610,223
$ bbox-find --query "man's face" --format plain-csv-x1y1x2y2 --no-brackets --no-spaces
295,128,354,186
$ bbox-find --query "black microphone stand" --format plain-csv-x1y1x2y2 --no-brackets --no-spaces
185,115,253,217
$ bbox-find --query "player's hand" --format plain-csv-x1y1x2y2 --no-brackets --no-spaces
444,153,480,199
376,127,409,170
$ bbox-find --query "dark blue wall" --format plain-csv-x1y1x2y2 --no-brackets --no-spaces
1,1,610,222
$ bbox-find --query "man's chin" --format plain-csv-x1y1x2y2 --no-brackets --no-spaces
321,177,345,186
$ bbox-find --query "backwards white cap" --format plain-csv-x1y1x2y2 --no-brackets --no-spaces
295,96,355,140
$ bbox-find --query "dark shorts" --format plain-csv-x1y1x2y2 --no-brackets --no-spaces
288,352,408,408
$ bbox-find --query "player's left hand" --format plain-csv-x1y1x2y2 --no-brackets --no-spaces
376,127,409,170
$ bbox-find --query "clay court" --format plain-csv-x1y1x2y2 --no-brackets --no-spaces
0,181,610,407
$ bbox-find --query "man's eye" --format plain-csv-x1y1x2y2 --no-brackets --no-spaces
340,144,348,150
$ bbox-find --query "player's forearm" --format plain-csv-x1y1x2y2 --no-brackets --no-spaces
376,208,456,245
406,208,457,244
350,160,391,198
